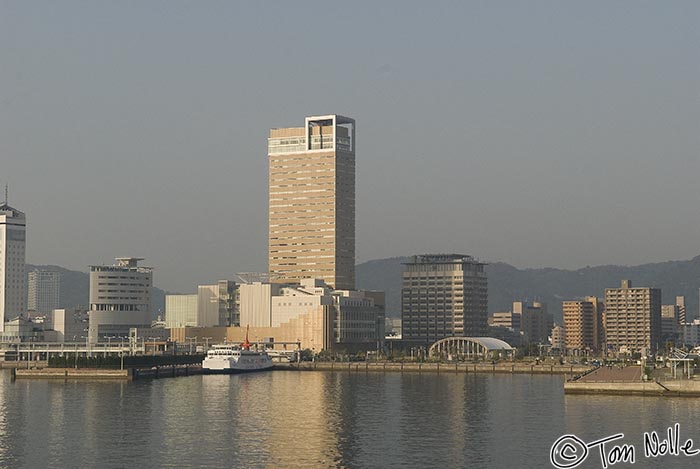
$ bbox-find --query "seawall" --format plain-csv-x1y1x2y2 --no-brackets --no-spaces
565,379,700,397
278,361,592,375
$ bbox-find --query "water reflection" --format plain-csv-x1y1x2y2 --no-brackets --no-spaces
5,370,700,467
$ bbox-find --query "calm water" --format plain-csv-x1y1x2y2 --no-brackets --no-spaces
2,369,700,468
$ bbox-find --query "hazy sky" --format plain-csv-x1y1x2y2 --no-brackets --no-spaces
2,1,699,292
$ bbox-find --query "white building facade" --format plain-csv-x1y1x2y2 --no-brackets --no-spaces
88,257,153,343
0,201,26,331
27,270,60,315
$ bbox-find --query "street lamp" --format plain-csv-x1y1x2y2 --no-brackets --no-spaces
186,336,197,354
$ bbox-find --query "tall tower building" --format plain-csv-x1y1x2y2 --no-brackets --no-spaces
0,197,26,331
268,115,356,290
401,254,488,343
27,270,60,315
604,279,661,354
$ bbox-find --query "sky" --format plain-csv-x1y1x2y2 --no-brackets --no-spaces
1,1,699,292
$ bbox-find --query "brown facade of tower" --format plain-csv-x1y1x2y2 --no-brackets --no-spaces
268,115,355,290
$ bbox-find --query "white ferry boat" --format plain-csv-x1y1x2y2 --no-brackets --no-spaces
201,327,273,374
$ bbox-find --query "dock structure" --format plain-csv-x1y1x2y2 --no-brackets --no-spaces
13,364,203,381
565,365,700,397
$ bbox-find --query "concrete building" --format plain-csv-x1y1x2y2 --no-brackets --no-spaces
401,254,488,343
268,115,356,290
679,320,700,347
88,257,153,343
550,324,566,353
0,199,26,332
165,294,198,328
27,270,60,316
586,296,605,354
514,301,553,344
487,312,524,347
488,311,521,331
661,304,680,343
47,308,89,342
604,280,661,354
236,278,384,352
199,280,237,327
166,280,237,328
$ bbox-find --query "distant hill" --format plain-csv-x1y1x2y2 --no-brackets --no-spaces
357,256,700,321
28,255,700,323
27,264,166,319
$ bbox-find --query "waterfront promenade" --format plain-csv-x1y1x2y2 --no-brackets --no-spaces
282,361,591,375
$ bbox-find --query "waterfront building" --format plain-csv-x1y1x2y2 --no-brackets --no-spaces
235,278,384,352
88,257,153,343
27,270,60,316
268,115,356,290
46,308,88,342
165,281,237,328
401,254,488,343
199,280,237,327
165,294,198,328
513,301,553,344
0,198,26,332
604,280,661,354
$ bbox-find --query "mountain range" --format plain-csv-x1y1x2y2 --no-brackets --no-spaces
29,255,700,322
355,255,700,321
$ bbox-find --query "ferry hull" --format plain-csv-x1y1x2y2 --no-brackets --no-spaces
201,365,273,375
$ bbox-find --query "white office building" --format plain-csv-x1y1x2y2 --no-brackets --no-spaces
88,257,153,343
28,270,60,315
0,199,26,332
165,280,237,328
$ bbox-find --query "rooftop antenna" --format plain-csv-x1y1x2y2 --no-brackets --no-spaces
3,184,6,205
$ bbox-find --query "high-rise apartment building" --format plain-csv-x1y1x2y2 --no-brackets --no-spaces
604,280,661,354
401,254,488,343
562,297,604,354
88,257,153,343
27,270,60,315
268,115,356,290
0,199,26,331
563,300,595,354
